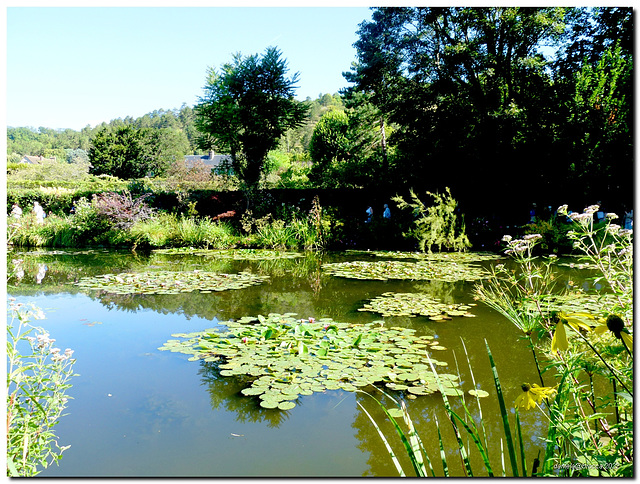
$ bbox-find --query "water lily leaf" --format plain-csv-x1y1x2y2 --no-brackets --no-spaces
278,401,296,411
387,408,404,419
260,400,279,409
322,260,488,283
162,313,461,409
75,270,269,295
469,389,490,398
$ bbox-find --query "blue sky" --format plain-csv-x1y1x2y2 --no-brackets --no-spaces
6,6,373,130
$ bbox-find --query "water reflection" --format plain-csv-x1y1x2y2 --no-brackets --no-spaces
6,248,602,477
198,361,291,428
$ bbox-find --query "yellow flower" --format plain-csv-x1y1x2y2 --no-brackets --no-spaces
550,312,594,353
551,319,569,353
594,314,633,353
515,383,557,410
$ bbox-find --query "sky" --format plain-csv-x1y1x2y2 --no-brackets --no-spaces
6,5,373,131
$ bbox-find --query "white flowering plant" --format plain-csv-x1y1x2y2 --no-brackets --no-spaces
6,300,77,476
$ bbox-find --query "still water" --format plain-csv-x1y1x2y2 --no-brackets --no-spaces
7,248,590,477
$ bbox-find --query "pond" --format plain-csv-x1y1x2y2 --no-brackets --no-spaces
7,248,596,477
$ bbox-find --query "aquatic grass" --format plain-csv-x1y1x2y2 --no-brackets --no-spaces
484,341,519,476
357,390,435,477
364,341,529,477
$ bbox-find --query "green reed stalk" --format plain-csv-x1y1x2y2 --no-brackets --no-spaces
515,409,528,476
460,339,490,452
425,354,474,477
434,414,450,477
485,341,519,477
357,390,434,477
356,400,406,476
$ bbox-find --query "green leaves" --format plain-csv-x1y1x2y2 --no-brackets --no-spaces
322,260,488,282
74,270,269,295
160,313,461,410
152,248,304,260
359,292,477,320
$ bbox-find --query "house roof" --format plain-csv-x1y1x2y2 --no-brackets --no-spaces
20,155,56,164
184,154,232,169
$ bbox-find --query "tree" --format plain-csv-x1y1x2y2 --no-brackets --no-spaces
194,47,309,189
346,7,569,201
308,109,351,186
89,126,149,179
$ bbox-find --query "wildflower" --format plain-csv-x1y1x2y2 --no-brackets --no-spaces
594,314,633,352
515,383,557,410
570,212,593,223
606,212,619,220
501,235,512,242
584,205,600,214
556,204,568,215
33,308,46,320
308,317,315,324
551,319,569,353
523,233,542,240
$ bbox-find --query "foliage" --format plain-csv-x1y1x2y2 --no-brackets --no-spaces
473,204,632,476
127,214,239,249
7,158,91,182
308,110,351,184
195,46,309,189
322,259,487,282
89,125,187,179
93,190,155,230
75,270,269,295
563,41,633,198
392,187,471,253
89,125,149,179
358,292,477,320
522,214,573,253
6,300,77,476
345,7,632,207
238,197,326,250
160,313,461,411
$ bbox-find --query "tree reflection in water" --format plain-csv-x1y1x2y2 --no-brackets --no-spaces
198,361,291,428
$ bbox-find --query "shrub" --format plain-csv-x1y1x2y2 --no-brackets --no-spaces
93,190,155,229
392,187,471,253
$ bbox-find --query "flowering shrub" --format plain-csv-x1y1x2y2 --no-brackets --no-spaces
93,190,155,230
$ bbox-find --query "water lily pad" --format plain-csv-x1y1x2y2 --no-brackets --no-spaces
160,313,462,410
278,401,296,411
259,400,280,409
469,389,490,398
153,248,304,260
322,259,488,283
360,292,477,320
387,408,405,418
75,270,269,295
